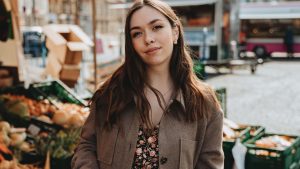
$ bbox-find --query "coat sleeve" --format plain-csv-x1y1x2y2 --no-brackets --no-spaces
195,111,224,169
71,102,99,169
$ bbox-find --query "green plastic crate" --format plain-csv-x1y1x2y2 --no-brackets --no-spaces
215,88,227,117
245,133,300,169
0,84,43,101
31,80,87,106
223,125,265,169
289,161,300,169
249,126,265,137
0,80,85,105
223,126,252,169
0,80,87,128
293,140,300,166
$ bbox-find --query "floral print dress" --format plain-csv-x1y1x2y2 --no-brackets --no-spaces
132,125,160,169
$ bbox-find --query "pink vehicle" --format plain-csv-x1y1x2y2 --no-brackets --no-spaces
239,1,300,58
245,37,300,58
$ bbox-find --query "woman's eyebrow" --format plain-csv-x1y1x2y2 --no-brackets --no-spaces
130,19,162,32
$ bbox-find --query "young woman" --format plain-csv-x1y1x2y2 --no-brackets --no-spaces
72,0,224,168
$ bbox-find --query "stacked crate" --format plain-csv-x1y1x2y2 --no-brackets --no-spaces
223,119,300,169
43,24,93,87
223,125,252,169
244,133,300,169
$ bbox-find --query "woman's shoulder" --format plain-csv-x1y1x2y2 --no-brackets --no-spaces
194,79,223,119
194,79,216,97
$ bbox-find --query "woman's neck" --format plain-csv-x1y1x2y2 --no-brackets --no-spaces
146,67,173,92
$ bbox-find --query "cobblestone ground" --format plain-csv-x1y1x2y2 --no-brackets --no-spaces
206,60,300,135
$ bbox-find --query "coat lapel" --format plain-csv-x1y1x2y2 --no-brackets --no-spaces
122,106,140,169
158,112,182,169
121,90,186,169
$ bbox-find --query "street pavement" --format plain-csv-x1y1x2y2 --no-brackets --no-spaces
206,60,300,135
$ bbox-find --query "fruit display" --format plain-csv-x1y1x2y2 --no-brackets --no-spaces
0,94,55,118
0,82,89,169
0,105,84,169
223,118,249,141
0,94,89,128
33,128,81,160
0,120,41,169
255,135,295,150
245,133,300,169
51,102,89,128
0,121,27,148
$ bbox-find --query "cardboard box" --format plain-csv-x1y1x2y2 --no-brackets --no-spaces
65,50,82,65
43,24,93,87
0,40,20,66
45,53,62,78
60,79,77,88
43,24,93,64
59,64,81,81
64,42,89,64
60,64,81,88
45,37,66,65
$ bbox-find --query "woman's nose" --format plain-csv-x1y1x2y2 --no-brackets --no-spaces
144,31,155,45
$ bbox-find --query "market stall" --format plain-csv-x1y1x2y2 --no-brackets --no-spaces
0,80,88,169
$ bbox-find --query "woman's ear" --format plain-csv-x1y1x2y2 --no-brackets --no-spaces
172,26,179,44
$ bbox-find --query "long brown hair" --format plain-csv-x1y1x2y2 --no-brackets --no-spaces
92,0,221,129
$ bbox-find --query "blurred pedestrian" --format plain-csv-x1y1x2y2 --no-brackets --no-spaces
72,0,224,169
284,26,294,58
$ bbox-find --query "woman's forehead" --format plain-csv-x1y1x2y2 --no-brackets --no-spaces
130,6,169,28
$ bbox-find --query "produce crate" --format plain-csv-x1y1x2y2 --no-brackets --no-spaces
223,126,251,169
289,162,300,169
0,82,84,168
31,80,87,106
244,133,300,169
0,91,32,127
0,84,43,101
0,80,87,107
249,125,265,138
0,80,87,128
215,87,227,117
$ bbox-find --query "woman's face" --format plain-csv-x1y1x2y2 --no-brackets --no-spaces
130,6,178,68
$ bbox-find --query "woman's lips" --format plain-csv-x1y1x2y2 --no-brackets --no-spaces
145,47,161,54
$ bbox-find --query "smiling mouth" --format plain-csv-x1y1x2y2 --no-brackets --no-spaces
145,47,161,54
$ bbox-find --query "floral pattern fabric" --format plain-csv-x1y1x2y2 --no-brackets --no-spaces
132,125,160,169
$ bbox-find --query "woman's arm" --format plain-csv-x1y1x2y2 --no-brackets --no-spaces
71,102,99,169
195,111,224,169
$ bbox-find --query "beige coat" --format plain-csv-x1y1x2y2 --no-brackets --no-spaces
72,96,224,169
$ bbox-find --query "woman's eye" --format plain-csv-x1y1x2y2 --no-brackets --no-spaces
153,25,163,31
132,32,142,38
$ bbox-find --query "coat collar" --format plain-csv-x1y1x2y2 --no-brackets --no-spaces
174,88,185,110
133,88,186,110
124,102,183,168
125,93,184,169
